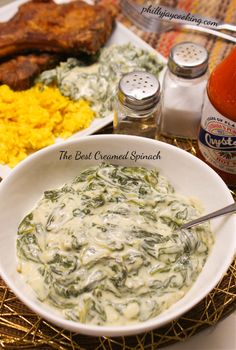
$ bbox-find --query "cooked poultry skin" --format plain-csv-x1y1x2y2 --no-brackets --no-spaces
0,0,114,59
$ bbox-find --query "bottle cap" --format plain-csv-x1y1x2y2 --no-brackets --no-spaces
118,71,160,113
168,42,209,79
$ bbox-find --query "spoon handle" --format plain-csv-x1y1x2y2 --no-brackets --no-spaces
181,202,236,229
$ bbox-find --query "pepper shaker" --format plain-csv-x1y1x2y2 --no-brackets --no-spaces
161,42,209,139
114,71,161,139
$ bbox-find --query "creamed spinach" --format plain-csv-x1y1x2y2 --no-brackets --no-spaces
17,163,214,326
37,44,164,118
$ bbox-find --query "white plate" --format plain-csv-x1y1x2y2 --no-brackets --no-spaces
0,0,166,179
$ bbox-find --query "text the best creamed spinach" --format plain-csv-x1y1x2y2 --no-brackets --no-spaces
17,163,214,326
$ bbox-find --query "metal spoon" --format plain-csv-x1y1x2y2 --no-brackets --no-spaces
181,202,236,229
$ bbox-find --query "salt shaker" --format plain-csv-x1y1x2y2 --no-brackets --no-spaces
114,71,161,139
161,42,209,139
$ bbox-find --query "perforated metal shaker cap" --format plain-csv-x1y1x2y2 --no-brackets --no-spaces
118,71,160,113
168,42,209,79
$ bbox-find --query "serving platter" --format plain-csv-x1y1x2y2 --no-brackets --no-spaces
0,0,167,179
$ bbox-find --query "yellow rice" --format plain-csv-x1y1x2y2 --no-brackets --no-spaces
0,85,95,167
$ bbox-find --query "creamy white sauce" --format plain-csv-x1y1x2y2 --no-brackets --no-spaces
17,163,214,326
38,44,164,118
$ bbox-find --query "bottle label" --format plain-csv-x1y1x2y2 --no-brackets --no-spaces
198,93,236,175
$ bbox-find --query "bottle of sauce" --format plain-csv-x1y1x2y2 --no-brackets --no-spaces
197,47,236,188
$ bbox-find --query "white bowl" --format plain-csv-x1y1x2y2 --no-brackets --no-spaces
0,135,235,337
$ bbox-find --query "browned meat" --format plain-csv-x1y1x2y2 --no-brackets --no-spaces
0,53,60,90
0,0,114,59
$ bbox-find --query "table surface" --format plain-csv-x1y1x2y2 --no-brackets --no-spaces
0,0,235,349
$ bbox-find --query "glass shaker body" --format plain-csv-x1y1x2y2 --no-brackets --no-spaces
113,71,161,139
161,69,208,139
160,42,209,140
114,97,161,139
